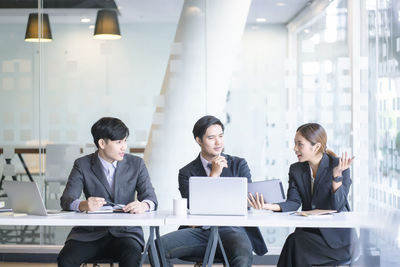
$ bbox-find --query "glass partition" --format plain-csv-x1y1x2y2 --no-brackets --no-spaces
0,6,43,244
296,0,351,158
0,0,291,250
365,0,400,265
0,0,185,245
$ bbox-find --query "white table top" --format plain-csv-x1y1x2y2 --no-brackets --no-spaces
0,211,166,226
0,210,382,229
165,211,382,229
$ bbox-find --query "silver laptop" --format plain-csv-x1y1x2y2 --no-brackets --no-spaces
4,181,65,216
189,177,247,216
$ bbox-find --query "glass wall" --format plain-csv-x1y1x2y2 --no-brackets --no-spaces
0,6,42,244
288,0,400,265
366,0,400,265
0,0,293,250
292,0,351,159
0,0,185,245
286,0,400,265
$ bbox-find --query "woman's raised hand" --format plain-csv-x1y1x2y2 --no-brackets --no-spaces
333,152,355,178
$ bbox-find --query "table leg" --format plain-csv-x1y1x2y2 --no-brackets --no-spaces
202,226,230,267
0,175,6,192
140,226,160,267
155,226,168,267
218,234,230,267
17,153,34,182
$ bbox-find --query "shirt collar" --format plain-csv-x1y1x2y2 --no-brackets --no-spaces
308,164,315,180
199,153,211,171
98,154,117,171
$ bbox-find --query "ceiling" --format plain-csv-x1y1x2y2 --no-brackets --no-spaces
0,0,310,25
248,0,310,24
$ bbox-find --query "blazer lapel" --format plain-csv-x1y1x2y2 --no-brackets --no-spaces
193,154,207,176
312,153,329,197
113,157,129,203
91,152,113,198
301,163,312,205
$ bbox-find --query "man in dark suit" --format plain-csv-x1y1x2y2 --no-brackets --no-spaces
57,117,157,267
157,115,267,267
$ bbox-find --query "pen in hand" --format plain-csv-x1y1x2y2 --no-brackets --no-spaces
106,201,125,209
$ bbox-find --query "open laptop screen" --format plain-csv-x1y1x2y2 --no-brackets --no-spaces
189,177,247,216
4,181,55,216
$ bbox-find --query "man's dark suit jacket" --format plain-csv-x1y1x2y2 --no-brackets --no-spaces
279,153,355,249
178,153,268,256
60,152,158,247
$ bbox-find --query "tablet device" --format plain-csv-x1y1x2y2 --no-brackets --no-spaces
248,179,285,204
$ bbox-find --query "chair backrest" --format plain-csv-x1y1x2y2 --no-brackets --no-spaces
2,146,16,177
45,144,81,183
3,146,15,159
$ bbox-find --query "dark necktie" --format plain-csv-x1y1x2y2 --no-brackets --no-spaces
207,163,212,170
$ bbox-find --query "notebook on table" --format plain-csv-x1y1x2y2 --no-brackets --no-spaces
189,177,248,216
293,209,337,217
86,205,125,214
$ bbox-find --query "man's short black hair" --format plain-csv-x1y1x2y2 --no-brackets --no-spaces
91,117,129,148
192,115,224,140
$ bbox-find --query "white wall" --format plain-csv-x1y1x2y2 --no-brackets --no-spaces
225,24,291,182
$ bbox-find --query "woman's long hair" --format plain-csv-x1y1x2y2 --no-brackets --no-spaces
296,123,336,157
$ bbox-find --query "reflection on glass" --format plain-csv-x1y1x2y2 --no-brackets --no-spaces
297,0,350,157
368,0,400,263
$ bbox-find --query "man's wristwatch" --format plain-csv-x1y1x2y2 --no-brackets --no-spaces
333,176,343,183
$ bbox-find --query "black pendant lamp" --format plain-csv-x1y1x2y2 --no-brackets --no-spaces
94,9,121,40
25,13,53,42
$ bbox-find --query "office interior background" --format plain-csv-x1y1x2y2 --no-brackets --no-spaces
0,0,399,266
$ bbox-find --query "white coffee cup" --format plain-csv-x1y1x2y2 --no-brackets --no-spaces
173,198,187,217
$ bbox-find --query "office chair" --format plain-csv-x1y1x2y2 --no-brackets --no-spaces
45,144,80,209
81,257,115,267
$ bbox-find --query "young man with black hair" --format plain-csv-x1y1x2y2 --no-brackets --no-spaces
57,117,157,267
157,115,267,267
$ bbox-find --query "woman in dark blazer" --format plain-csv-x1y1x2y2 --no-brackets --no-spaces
248,123,356,267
